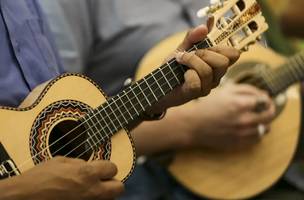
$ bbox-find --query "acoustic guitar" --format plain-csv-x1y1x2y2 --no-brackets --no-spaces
137,27,302,200
0,0,267,183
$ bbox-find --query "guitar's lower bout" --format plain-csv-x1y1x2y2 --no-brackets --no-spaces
0,74,135,182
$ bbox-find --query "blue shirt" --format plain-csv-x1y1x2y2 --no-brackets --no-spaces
0,0,64,107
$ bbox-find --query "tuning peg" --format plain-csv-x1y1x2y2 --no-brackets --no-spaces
197,7,211,18
210,0,221,4
256,35,262,41
242,46,249,51
197,0,224,18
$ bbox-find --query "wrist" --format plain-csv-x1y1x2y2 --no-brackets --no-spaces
167,105,198,150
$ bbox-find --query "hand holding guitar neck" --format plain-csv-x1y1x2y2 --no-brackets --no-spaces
148,25,239,114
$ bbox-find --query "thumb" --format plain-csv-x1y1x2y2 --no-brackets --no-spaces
177,25,209,51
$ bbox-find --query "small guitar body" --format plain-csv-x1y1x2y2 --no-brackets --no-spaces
0,74,135,181
0,0,269,187
137,33,301,199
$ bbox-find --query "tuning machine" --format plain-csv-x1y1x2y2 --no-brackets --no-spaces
242,45,249,52
197,0,227,18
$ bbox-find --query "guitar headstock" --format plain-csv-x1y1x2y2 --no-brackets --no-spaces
203,0,268,51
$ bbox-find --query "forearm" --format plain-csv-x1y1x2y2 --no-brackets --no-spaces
131,104,195,156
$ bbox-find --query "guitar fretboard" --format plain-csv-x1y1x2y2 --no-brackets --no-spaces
247,51,304,96
82,38,212,148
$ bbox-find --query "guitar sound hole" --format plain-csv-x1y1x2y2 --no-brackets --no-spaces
49,120,92,160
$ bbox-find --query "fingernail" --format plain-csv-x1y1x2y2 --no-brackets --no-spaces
175,51,185,63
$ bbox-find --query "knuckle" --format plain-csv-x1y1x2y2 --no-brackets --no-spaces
184,51,196,63
185,81,201,97
196,49,206,58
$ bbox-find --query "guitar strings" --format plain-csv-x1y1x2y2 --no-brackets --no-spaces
11,8,265,173
70,53,304,163
16,39,300,174
243,53,304,94
74,63,295,161
11,41,204,174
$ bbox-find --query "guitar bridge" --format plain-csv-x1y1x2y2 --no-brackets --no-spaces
0,143,20,179
0,160,20,179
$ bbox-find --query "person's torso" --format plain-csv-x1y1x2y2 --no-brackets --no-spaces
0,0,63,107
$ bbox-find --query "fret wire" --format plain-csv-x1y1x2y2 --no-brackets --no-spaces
266,69,279,92
104,103,122,130
56,63,200,161
151,71,166,96
268,69,281,93
83,38,211,139
107,99,125,128
136,82,152,106
123,90,140,116
113,96,130,123
132,81,152,108
270,70,284,94
289,58,301,81
297,54,304,79
167,62,181,84
294,55,304,79
14,37,217,171
268,68,289,95
279,64,294,84
162,64,181,87
160,69,173,90
86,61,184,139
138,78,158,104
130,85,145,111
205,38,212,47
153,68,172,94
98,106,118,133
91,75,175,139
91,114,107,141
74,63,202,157
95,109,112,135
143,77,158,101
120,91,138,117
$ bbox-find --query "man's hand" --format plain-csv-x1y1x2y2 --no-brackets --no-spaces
0,157,124,200
182,83,275,150
149,25,240,114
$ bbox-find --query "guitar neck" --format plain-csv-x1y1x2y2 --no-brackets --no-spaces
79,0,268,147
249,51,304,96
82,38,212,144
